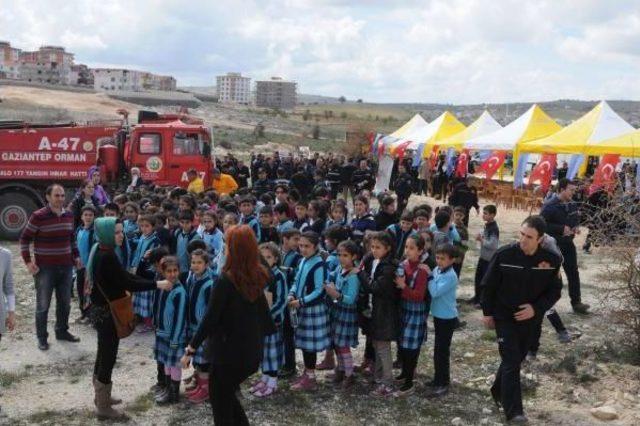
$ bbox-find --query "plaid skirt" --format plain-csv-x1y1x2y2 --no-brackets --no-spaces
262,328,284,373
295,303,330,352
329,303,359,348
399,300,428,350
185,329,209,366
154,335,185,367
133,290,154,318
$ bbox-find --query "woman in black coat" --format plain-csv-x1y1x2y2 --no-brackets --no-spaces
184,225,274,425
86,217,172,419
69,179,102,229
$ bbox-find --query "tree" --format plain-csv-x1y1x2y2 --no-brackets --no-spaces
312,124,320,139
338,96,346,103
340,111,348,119
356,99,363,103
302,109,311,121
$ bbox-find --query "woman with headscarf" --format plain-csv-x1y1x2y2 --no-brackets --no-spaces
85,217,172,419
182,225,275,425
87,166,110,206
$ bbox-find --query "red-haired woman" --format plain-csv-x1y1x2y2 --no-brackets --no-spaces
183,225,275,425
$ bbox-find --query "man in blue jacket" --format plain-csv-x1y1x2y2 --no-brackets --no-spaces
540,179,590,314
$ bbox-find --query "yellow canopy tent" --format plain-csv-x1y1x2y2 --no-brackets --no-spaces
465,104,562,151
389,114,429,138
437,110,502,150
519,101,634,154
585,129,640,157
388,111,466,157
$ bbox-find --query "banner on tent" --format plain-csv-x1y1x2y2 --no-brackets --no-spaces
591,154,620,193
374,154,395,194
455,149,470,178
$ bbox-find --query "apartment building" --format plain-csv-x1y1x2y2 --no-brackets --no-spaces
0,41,21,79
216,72,251,104
18,45,75,84
255,77,297,109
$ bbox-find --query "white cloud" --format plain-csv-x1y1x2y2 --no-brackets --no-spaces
1,0,640,103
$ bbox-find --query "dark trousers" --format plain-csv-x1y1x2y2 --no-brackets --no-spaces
474,259,490,303
558,241,581,305
283,309,296,370
492,320,535,420
302,351,317,370
399,348,420,384
365,336,375,361
76,268,87,317
93,313,120,384
209,365,249,425
397,196,409,215
35,265,73,340
433,317,456,386
529,309,566,353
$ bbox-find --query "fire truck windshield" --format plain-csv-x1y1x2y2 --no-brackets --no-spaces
173,132,204,156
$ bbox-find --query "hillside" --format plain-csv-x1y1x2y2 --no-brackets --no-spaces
2,85,639,159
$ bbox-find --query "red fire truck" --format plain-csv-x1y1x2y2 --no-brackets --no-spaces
0,110,214,239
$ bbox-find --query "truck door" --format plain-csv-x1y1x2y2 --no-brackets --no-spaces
130,132,169,185
168,131,209,188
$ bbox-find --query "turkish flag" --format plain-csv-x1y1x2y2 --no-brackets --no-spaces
479,150,506,180
529,153,557,190
395,140,412,161
455,149,470,177
592,154,620,193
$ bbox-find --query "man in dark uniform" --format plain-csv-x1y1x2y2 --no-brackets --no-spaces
540,178,590,314
481,215,562,424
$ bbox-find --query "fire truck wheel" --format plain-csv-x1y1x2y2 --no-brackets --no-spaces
0,193,38,241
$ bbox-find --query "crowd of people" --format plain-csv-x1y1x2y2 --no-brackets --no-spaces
9,150,627,424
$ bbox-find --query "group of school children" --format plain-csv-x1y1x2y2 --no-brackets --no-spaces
71,179,503,403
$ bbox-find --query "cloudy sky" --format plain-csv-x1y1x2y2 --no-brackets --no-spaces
2,0,639,103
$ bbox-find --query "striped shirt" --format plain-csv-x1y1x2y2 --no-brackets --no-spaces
20,205,79,266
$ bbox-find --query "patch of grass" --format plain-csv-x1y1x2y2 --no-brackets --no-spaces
125,392,154,414
480,330,496,342
0,369,27,387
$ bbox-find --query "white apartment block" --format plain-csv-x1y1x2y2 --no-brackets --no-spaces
93,68,176,92
0,41,21,79
216,72,251,104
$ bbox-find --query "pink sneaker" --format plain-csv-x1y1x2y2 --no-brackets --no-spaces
187,380,209,404
290,374,317,391
316,356,336,371
254,384,277,398
249,380,267,394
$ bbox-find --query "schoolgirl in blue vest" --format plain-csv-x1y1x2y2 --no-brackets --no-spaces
324,240,360,388
130,214,161,331
152,256,187,405
287,231,330,391
316,224,350,371
182,249,215,404
123,201,140,250
198,210,223,261
350,195,376,244
326,201,348,230
394,234,430,396
386,211,417,260
75,205,96,321
175,210,201,273
251,242,288,397
212,212,238,275
279,228,303,377
239,196,261,240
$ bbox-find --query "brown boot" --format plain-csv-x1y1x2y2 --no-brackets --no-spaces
93,375,122,406
94,380,127,420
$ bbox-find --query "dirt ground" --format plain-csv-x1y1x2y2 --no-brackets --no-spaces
1,194,639,425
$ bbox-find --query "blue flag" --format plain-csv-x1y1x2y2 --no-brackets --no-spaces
567,154,584,180
513,153,530,188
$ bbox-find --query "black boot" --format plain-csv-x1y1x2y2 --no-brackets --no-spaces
156,380,180,405
150,373,167,395
154,375,171,402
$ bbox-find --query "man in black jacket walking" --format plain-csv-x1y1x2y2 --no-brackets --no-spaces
481,215,562,424
540,179,590,314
